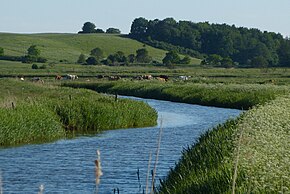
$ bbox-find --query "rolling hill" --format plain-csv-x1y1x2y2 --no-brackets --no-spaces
0,33,201,64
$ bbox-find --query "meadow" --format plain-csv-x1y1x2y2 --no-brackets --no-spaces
0,79,157,147
0,33,171,63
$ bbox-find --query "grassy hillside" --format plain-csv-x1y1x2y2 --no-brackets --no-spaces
0,33,200,64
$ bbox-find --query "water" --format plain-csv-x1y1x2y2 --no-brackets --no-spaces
0,97,241,194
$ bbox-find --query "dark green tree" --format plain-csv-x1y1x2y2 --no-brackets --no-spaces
130,17,148,38
162,50,181,65
27,45,40,57
278,39,290,67
106,28,121,34
31,64,39,69
77,54,86,64
90,48,103,60
96,28,105,33
80,22,96,33
251,56,268,68
136,48,151,63
128,54,135,63
86,56,99,65
221,57,234,68
180,55,191,64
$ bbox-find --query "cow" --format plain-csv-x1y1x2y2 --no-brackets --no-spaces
179,76,190,81
156,77,166,82
31,77,44,84
108,76,121,81
55,75,62,80
66,74,78,80
159,75,169,81
142,74,153,80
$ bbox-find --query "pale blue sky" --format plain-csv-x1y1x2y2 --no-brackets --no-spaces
0,0,289,36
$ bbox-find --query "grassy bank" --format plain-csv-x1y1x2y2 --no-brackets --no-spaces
158,96,290,193
63,81,290,110
0,79,157,147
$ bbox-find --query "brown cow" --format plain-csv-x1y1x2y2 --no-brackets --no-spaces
55,75,62,80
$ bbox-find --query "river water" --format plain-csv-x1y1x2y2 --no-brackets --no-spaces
0,97,241,194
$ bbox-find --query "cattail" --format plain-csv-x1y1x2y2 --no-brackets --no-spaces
37,184,44,194
95,149,103,191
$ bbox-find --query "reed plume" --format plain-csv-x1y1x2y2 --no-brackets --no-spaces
95,149,103,193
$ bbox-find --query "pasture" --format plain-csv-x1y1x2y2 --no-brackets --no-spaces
0,33,169,63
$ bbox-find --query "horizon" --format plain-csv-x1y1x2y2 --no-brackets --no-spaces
0,0,289,37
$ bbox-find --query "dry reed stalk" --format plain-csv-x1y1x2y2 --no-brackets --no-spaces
232,128,243,194
145,152,152,194
95,149,103,194
37,184,44,194
150,122,163,194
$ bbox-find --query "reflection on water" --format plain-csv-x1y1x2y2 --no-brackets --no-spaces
0,97,241,193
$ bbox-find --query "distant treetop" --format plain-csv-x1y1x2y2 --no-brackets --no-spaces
78,22,120,34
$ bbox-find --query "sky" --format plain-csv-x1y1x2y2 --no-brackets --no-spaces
0,0,289,37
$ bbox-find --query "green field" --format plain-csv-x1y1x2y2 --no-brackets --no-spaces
0,33,200,64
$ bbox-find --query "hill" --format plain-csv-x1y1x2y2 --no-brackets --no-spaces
0,33,199,64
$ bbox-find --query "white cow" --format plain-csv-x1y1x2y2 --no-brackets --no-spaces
66,74,78,80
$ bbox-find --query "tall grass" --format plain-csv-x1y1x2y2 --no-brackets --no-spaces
158,95,290,193
0,79,157,147
63,81,290,109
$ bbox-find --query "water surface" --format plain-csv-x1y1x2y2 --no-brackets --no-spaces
0,97,241,193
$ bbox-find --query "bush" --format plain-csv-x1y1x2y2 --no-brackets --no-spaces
32,64,39,69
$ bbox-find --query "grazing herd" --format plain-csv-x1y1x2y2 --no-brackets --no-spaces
18,74,191,83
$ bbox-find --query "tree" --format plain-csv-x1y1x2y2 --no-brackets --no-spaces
162,50,181,66
90,47,103,60
130,17,148,38
106,28,121,34
96,28,105,33
220,57,234,68
0,47,4,56
77,54,86,64
27,45,40,57
86,56,99,65
31,64,38,69
136,48,151,63
128,54,135,63
251,56,268,68
106,51,127,65
278,39,290,67
80,22,96,33
180,55,191,64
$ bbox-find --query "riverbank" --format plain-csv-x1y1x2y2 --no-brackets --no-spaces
64,81,290,193
158,96,289,193
63,81,290,110
0,79,157,147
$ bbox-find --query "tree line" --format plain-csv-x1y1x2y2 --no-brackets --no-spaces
129,17,290,67
78,22,121,34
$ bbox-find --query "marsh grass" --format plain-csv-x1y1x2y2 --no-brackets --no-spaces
63,81,290,110
0,79,157,147
157,96,290,193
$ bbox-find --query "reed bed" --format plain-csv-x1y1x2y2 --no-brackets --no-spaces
0,79,157,147
63,81,290,110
